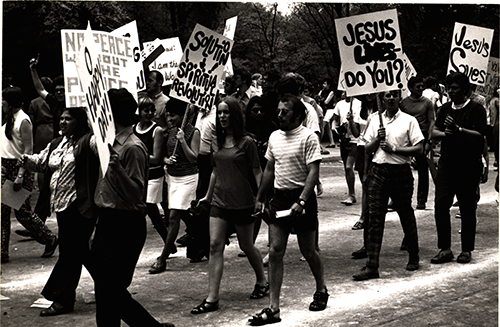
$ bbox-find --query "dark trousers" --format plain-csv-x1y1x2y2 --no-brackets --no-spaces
41,202,96,306
414,152,429,204
366,163,419,269
91,208,160,327
434,160,482,252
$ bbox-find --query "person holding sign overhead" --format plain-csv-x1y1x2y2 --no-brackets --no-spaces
149,98,200,274
90,88,174,327
353,89,424,281
430,72,486,265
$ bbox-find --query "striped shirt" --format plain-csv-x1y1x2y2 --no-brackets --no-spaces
265,125,321,190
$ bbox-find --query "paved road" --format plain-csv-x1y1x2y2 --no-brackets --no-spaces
1,147,498,327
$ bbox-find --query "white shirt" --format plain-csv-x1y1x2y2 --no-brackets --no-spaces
333,98,362,143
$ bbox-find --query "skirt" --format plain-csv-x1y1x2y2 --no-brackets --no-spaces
166,173,198,210
146,176,164,204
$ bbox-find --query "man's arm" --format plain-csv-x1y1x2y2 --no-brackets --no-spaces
255,159,275,213
290,160,320,218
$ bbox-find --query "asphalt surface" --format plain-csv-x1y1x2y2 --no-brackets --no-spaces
1,145,498,327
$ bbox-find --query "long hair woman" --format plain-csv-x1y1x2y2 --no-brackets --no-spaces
191,96,268,314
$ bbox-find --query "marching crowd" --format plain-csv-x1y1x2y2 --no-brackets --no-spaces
1,53,498,326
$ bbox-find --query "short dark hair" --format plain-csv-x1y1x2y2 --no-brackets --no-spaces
165,97,187,117
107,88,139,126
2,86,24,108
444,71,471,94
62,107,90,141
424,76,438,89
279,93,306,123
407,76,424,89
51,76,64,94
277,76,299,96
149,70,164,86
233,68,252,87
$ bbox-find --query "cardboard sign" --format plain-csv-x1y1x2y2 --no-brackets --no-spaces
401,53,418,97
1,180,32,210
170,24,234,110
75,25,115,175
476,57,499,97
62,23,141,107
110,21,144,98
223,16,237,77
143,37,183,86
335,9,406,97
447,23,494,86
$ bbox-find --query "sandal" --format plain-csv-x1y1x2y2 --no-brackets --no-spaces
309,287,329,311
148,260,166,274
190,299,219,314
248,308,281,326
352,221,364,230
341,197,356,205
250,282,269,299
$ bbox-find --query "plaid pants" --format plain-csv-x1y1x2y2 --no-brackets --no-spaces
1,159,55,258
366,163,419,269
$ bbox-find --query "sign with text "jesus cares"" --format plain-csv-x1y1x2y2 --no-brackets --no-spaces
169,24,233,110
335,9,406,97
447,22,494,86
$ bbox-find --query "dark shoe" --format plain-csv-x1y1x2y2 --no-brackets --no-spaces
40,302,74,316
248,308,281,326
353,267,379,281
309,287,329,311
175,233,190,247
41,236,58,258
416,202,426,210
406,254,420,271
352,221,364,230
160,323,175,327
191,299,219,314
431,249,454,264
457,251,471,263
238,251,247,257
15,229,34,238
400,243,408,251
320,149,330,155
250,282,269,299
149,260,166,274
341,197,356,205
351,246,367,259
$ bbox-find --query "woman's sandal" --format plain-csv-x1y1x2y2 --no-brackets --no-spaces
352,221,364,230
250,282,269,299
148,260,166,274
248,308,281,326
309,288,329,311
190,299,219,314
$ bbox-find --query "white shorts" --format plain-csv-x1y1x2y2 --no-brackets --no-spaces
166,173,198,210
146,176,164,204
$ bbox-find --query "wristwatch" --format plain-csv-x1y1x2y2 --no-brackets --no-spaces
458,126,463,133
297,199,306,207
392,145,397,153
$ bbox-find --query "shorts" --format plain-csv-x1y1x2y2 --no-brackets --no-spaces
269,188,318,234
340,141,357,164
354,145,365,172
210,206,255,226
166,173,198,210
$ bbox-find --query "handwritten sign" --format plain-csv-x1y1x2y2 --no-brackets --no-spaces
169,24,233,110
447,23,493,86
476,57,499,97
143,37,183,86
110,21,143,98
223,16,237,78
335,9,406,97
401,53,418,97
62,23,141,107
75,25,115,175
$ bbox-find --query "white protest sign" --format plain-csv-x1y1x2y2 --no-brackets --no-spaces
62,24,139,107
75,25,115,175
170,24,234,110
143,37,183,86
223,16,237,77
476,57,499,97
447,23,494,86
110,21,143,98
335,9,406,97
401,53,418,97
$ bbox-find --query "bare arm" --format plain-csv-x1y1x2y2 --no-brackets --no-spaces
29,56,49,99
150,127,165,166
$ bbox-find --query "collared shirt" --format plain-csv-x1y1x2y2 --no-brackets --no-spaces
25,136,77,213
266,125,322,190
364,109,424,165
94,126,149,211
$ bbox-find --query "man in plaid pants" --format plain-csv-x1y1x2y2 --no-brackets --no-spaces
353,89,424,281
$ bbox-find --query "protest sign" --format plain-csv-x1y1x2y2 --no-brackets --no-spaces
335,9,406,97
401,53,418,97
223,16,237,77
62,22,140,107
143,37,183,86
170,24,234,110
476,57,499,98
75,25,115,175
447,23,494,86
110,21,143,98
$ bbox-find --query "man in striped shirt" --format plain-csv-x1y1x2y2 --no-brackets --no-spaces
249,94,328,326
